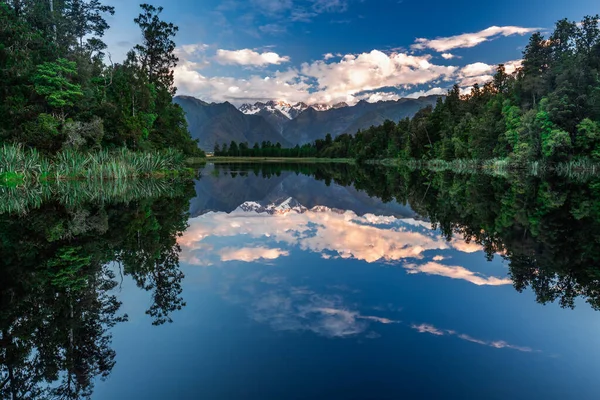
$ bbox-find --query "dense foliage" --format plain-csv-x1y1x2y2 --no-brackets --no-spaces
217,15,600,164
0,143,191,184
0,180,195,398
0,1,203,156
213,135,346,158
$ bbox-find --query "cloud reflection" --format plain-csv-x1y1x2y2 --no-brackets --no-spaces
179,204,509,286
220,246,290,262
411,323,534,352
248,288,399,338
404,262,512,286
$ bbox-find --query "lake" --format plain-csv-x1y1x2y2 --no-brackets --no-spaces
2,163,600,399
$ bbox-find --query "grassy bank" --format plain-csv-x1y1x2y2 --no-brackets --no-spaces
0,144,193,185
395,157,600,180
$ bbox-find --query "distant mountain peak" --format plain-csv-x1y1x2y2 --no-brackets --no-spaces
235,197,353,216
332,102,349,109
173,95,290,151
175,95,209,106
238,100,350,119
238,101,309,120
176,94,440,150
236,197,308,215
310,103,331,111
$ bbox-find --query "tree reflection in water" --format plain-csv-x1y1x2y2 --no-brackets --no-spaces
0,181,194,399
2,163,600,398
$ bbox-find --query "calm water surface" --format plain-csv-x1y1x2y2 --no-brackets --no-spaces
2,163,600,399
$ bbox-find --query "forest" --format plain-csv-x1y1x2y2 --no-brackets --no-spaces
215,15,600,166
0,0,203,162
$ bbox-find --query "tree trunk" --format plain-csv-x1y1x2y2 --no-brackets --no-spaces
49,0,57,39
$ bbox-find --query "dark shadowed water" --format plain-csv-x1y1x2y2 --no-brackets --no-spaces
2,163,600,399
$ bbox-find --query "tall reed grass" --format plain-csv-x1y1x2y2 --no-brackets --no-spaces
0,144,188,184
0,178,190,215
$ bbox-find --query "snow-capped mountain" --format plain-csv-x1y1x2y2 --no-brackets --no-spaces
239,101,310,119
235,197,349,216
236,197,307,214
332,102,349,109
238,100,349,119
310,103,331,112
176,94,442,150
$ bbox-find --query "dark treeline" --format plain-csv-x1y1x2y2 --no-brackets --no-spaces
217,15,600,164
213,162,600,311
213,139,329,158
213,132,388,160
0,1,202,156
0,181,195,398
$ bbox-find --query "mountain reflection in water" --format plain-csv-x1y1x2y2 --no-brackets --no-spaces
2,162,600,399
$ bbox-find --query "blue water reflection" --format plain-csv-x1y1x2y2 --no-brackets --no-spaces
94,165,600,400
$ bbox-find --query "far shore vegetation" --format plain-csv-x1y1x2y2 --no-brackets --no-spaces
200,156,354,164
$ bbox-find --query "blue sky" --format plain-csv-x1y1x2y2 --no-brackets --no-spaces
102,0,599,105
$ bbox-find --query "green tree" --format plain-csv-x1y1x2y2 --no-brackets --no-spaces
133,4,179,92
33,58,83,121
521,32,551,107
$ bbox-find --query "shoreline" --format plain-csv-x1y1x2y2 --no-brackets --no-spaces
187,156,355,164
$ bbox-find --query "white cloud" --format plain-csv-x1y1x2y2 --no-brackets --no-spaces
404,261,512,286
215,49,291,66
412,322,534,352
359,91,401,102
441,53,456,60
220,246,290,262
181,43,209,54
299,50,457,103
457,62,495,87
412,323,444,335
489,340,533,352
176,47,458,105
405,87,446,99
175,43,522,105
412,26,539,52
503,59,522,75
461,62,495,77
460,75,494,87
174,67,313,104
456,59,523,89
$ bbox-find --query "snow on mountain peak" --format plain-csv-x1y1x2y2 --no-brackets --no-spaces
239,103,261,115
310,103,331,111
238,100,348,119
236,197,308,215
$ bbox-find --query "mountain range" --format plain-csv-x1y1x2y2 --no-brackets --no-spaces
189,164,415,219
175,95,441,151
